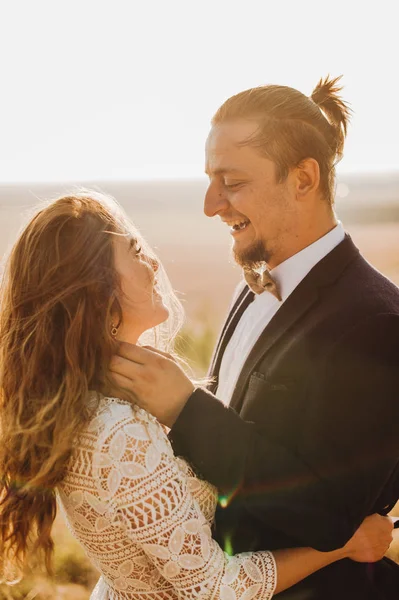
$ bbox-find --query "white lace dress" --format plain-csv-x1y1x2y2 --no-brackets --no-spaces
57,395,277,600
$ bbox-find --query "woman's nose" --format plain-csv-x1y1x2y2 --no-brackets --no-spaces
148,255,159,273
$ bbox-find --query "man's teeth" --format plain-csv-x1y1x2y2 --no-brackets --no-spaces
228,220,249,231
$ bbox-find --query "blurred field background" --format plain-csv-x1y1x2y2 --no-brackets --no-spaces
0,174,399,598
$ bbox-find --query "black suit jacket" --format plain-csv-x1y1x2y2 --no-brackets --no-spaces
170,236,399,599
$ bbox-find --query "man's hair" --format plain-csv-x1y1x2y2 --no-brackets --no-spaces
212,76,351,204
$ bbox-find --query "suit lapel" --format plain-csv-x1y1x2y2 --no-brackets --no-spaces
229,281,319,411
208,285,254,393
228,234,360,411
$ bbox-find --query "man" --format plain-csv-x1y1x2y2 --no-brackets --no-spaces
110,76,399,598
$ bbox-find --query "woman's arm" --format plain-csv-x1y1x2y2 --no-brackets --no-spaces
273,514,393,594
273,547,345,594
95,404,392,599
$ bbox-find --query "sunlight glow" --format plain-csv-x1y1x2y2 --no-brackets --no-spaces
1,0,398,183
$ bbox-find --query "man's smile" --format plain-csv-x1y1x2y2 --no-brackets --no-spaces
223,218,251,235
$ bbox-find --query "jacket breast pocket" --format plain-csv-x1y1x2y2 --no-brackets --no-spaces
241,371,299,440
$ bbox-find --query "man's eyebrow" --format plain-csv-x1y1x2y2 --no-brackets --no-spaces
205,167,245,176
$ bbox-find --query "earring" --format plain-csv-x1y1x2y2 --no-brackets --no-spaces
111,324,119,337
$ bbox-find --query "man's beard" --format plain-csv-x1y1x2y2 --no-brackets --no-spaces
233,239,271,269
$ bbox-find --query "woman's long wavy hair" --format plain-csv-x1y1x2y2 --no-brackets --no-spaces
0,191,183,582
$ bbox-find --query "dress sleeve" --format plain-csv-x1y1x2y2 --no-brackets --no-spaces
93,405,277,600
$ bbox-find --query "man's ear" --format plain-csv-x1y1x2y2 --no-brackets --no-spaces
294,158,320,200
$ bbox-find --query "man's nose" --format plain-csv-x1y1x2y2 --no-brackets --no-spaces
204,182,229,217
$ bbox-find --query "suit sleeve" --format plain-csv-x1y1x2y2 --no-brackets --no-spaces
170,314,399,551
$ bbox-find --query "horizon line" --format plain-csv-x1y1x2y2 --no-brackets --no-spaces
1,169,399,188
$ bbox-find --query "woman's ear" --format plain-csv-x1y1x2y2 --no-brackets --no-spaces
109,296,123,329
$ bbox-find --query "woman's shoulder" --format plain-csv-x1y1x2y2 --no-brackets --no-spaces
88,392,154,425
86,395,177,500
85,392,170,450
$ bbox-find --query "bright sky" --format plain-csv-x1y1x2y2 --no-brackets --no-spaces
1,0,398,183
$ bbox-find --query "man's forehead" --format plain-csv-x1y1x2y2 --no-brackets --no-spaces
206,119,260,148
205,121,261,175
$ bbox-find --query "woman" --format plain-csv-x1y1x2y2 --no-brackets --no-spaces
0,192,392,599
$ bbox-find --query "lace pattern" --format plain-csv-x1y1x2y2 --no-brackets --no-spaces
58,396,277,599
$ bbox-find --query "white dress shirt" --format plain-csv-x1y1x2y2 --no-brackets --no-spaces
216,223,345,406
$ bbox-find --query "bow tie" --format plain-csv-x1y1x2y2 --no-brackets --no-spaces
244,267,282,301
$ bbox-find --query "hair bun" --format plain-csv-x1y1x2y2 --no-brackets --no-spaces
311,75,351,158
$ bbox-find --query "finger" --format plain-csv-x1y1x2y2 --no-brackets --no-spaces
142,345,175,361
112,371,137,390
116,341,156,364
110,373,140,402
110,355,143,379
390,516,399,529
381,516,394,532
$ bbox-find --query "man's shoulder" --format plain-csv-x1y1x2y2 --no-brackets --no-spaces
306,251,399,348
337,252,399,315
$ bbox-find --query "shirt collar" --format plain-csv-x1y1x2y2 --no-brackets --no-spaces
269,222,345,303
